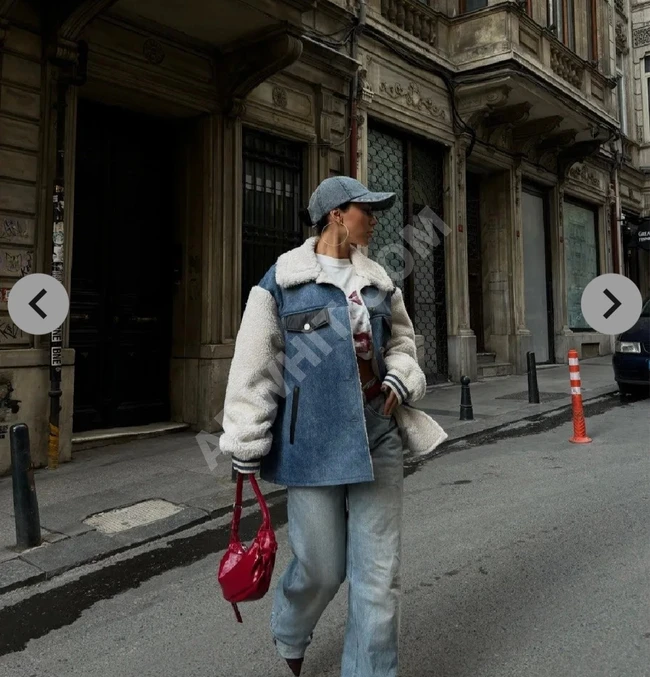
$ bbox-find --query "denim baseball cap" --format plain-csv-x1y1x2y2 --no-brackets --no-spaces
307,176,396,225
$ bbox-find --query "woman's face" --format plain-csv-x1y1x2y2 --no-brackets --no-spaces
339,203,378,247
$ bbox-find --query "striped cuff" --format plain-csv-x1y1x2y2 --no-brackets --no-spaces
232,456,261,475
382,373,409,405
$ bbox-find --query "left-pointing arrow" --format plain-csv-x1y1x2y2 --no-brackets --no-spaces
29,288,47,319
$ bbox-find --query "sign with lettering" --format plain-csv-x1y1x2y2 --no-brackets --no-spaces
636,227,650,251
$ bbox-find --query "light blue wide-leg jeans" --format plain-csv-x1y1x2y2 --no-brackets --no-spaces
271,393,404,676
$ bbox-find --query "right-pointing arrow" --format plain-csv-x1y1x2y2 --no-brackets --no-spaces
29,288,47,319
603,288,621,320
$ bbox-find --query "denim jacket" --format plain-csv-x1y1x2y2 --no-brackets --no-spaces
219,236,446,486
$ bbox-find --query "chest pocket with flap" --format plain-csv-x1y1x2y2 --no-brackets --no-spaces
283,308,331,333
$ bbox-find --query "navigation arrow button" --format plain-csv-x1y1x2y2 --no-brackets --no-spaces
602,288,621,320
581,274,643,335
7,274,70,336
29,288,48,319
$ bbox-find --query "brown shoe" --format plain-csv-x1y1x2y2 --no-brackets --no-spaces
285,658,304,676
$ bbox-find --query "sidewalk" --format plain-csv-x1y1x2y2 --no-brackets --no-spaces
0,356,618,594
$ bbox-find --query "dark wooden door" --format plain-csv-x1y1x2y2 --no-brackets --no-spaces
70,100,174,432
466,172,485,352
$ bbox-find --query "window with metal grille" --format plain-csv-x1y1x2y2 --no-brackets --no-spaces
242,129,304,313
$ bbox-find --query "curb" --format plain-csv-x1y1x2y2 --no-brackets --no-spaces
0,384,621,597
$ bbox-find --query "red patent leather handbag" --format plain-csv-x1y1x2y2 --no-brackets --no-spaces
217,472,277,623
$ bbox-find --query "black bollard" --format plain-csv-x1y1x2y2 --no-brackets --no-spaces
10,424,41,549
526,351,540,404
459,376,474,421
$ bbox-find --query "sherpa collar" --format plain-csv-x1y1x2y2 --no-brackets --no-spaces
275,236,395,292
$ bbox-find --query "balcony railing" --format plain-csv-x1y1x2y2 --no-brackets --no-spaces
379,0,437,45
549,41,583,89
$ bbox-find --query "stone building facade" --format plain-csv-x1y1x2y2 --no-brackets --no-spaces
0,0,646,473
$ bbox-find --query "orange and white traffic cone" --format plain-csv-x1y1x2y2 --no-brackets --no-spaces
568,349,592,444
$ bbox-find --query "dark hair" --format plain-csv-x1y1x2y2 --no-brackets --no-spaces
298,202,351,234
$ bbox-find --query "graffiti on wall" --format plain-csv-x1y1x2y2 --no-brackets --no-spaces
0,249,33,277
0,218,30,241
0,320,26,344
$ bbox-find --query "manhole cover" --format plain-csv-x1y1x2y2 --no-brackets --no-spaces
495,391,568,402
83,499,183,534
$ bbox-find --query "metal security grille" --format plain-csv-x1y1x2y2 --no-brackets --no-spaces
411,144,447,382
367,127,406,291
242,129,303,311
367,123,448,383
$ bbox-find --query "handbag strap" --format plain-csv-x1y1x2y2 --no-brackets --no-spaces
230,472,272,543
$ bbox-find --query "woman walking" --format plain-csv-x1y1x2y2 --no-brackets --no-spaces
219,176,446,676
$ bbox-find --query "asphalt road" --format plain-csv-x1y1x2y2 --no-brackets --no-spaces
0,395,648,677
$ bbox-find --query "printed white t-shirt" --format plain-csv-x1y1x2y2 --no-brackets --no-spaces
316,254,373,360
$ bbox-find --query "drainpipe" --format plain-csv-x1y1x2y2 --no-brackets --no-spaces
48,41,88,469
349,0,366,178
610,138,623,275
612,167,621,275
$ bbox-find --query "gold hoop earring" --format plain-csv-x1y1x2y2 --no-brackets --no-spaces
320,221,349,248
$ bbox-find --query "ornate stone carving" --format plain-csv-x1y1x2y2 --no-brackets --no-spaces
513,116,563,156
357,68,374,107
615,0,625,15
227,98,247,119
379,81,446,120
550,43,584,88
558,139,602,179
633,25,650,48
483,102,532,128
615,23,628,53
218,32,303,115
143,38,165,65
272,86,288,109
568,163,601,188
637,125,644,144
58,0,120,42
51,37,79,64
457,85,511,129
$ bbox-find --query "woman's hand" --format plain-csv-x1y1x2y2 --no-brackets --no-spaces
381,386,399,416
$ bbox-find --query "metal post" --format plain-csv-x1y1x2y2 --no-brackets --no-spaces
47,41,88,470
527,351,540,404
10,424,41,549
48,83,65,469
459,376,474,420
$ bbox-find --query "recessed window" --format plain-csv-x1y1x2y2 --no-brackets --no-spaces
242,129,304,313
461,0,488,12
548,0,576,51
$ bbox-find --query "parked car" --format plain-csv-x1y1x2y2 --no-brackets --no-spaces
612,297,650,396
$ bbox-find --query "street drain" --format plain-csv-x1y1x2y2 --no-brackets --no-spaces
83,499,184,534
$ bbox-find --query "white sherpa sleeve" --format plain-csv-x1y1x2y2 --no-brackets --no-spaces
381,287,427,405
219,285,285,474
